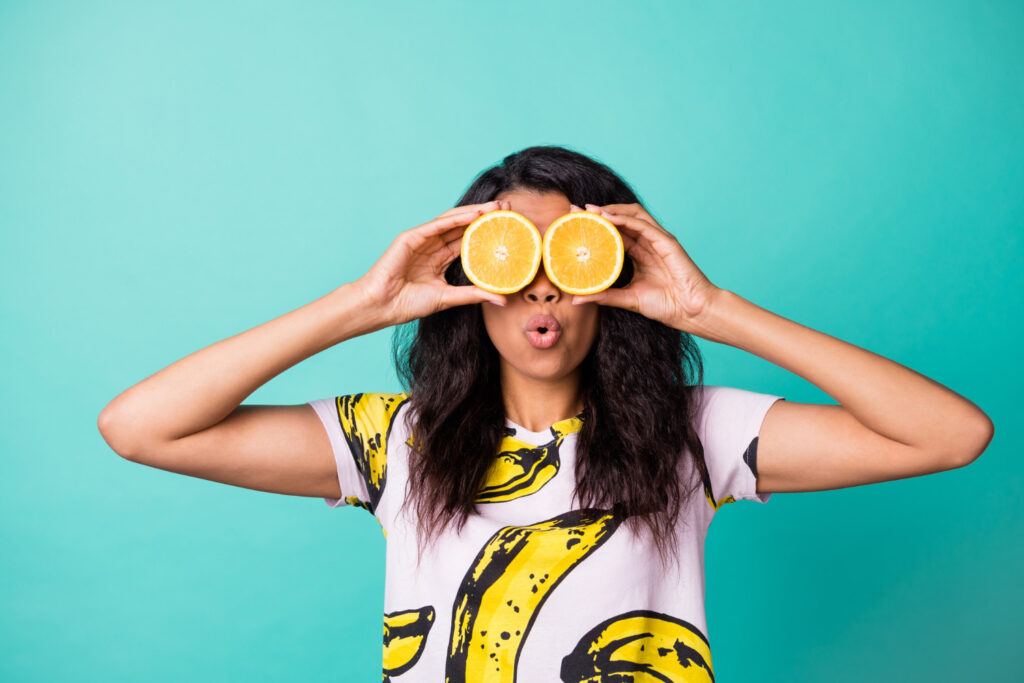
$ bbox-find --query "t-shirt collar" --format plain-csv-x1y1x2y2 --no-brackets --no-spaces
503,410,585,446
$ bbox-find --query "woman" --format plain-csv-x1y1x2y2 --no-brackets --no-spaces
97,145,993,681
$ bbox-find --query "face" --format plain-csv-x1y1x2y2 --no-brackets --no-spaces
479,189,600,383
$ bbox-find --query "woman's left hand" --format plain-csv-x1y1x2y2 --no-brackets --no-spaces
570,202,722,333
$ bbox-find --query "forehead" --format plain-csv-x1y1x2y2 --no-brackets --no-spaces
493,189,570,232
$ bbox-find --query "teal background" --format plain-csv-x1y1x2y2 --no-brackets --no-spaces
1,0,1020,680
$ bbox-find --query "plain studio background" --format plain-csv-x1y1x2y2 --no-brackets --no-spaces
1,1,1020,680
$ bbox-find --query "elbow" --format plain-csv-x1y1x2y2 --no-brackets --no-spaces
946,412,995,469
97,406,141,461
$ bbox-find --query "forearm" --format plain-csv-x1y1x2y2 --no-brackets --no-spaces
98,280,390,453
693,288,993,458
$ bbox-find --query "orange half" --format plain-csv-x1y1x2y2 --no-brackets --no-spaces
542,211,624,295
461,210,542,294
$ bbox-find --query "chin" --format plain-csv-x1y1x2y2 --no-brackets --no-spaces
513,350,579,379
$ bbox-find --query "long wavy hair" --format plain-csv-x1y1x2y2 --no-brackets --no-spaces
391,145,708,571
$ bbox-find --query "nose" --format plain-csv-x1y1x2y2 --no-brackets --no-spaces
521,268,561,303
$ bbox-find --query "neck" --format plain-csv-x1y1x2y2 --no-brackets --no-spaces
500,363,584,432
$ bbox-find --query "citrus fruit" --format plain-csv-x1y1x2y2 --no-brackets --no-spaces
460,210,543,294
541,211,624,295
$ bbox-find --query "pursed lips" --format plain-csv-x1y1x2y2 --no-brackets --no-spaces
524,314,562,349
525,314,561,334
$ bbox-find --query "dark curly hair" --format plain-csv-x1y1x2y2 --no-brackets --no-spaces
391,144,708,571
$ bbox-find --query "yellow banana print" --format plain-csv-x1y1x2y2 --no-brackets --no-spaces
382,605,435,682
344,495,373,513
703,487,735,511
559,609,715,682
476,413,584,503
695,443,726,511
334,392,409,512
698,464,724,511
700,435,759,511
445,507,622,683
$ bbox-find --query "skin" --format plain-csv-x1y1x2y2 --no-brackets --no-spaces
569,201,994,491
98,188,994,501
481,190,599,433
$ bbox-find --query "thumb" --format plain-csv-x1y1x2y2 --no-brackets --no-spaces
572,288,635,311
445,284,507,309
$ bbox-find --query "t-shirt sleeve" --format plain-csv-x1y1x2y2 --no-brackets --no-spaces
695,384,786,506
306,392,409,512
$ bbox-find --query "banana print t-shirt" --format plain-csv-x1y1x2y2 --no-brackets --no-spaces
307,385,784,682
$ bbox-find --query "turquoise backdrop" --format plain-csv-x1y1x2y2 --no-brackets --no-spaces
1,1,1020,680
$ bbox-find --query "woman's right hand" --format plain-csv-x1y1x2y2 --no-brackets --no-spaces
352,199,511,326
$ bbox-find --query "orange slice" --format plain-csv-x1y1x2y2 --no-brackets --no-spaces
542,211,624,295
461,210,542,294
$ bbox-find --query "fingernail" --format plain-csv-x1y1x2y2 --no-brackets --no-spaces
585,203,597,210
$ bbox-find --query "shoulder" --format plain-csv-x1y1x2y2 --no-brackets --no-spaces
692,385,782,426
330,392,412,438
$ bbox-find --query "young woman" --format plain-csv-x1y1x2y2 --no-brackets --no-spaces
97,146,993,682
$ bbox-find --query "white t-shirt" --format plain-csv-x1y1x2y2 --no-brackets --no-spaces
308,385,785,682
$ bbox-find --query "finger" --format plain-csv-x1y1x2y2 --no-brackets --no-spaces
429,235,463,270
595,203,649,216
623,236,660,270
436,199,502,218
569,203,584,212
592,202,655,222
444,284,507,308
434,215,487,260
436,222,471,245
589,204,667,252
603,210,682,266
413,205,492,239
619,231,649,265
596,211,672,268
571,286,639,312
433,199,515,250
433,224,482,269
440,198,512,217
588,203,669,236
428,209,507,268
592,204,661,231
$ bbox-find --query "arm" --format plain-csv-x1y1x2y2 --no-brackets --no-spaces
694,289,994,493
97,200,510,498
573,201,994,494
96,281,392,496
99,282,389,452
